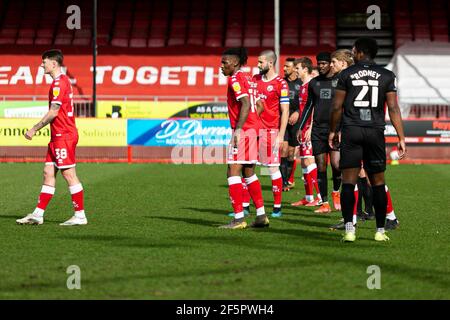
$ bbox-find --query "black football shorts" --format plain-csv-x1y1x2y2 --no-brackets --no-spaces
284,120,301,147
311,127,337,156
339,126,386,174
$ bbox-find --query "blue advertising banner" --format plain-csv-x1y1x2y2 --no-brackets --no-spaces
127,119,232,146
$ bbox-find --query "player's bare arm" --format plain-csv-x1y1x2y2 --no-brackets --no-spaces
289,110,299,125
278,103,289,144
25,103,61,140
256,99,265,116
232,95,251,145
329,89,346,149
386,92,407,159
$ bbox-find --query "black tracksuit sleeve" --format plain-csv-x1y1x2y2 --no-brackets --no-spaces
299,82,315,131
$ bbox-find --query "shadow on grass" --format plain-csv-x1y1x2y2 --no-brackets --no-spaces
280,217,334,229
56,234,193,250
2,231,449,297
152,215,220,227
181,207,230,216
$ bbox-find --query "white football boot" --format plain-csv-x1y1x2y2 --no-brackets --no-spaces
60,215,88,226
16,213,44,225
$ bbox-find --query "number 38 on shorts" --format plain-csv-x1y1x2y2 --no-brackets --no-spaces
45,139,78,169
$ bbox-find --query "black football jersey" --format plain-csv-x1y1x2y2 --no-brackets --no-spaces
335,61,397,128
285,77,302,115
299,73,338,130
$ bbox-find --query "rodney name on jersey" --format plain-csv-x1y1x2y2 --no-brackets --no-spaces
349,69,381,80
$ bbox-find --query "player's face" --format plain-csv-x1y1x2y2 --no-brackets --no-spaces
221,55,236,76
258,56,270,75
330,58,346,74
352,46,362,63
41,58,56,74
317,61,331,75
295,64,304,78
283,62,295,77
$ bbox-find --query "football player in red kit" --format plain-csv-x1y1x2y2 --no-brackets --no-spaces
220,47,269,229
17,50,87,226
253,50,290,218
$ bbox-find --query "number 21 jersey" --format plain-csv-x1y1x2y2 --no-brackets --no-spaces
335,61,397,128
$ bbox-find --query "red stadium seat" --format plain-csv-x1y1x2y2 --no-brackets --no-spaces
301,37,317,47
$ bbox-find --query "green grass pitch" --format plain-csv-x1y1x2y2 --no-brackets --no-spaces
0,163,449,299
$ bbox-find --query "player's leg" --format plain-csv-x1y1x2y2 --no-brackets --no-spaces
330,150,341,211
287,146,298,187
269,165,283,217
285,146,296,188
368,172,389,240
17,144,59,225
357,168,374,220
292,146,319,206
59,167,87,226
17,163,58,225
314,152,331,213
221,163,247,229
260,128,284,217
340,167,360,241
280,140,290,191
285,123,299,189
221,130,259,229
339,126,364,241
55,139,87,226
385,185,399,230
227,167,250,217
243,164,269,228
364,127,390,241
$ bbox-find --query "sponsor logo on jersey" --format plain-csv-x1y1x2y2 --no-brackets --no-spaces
232,82,241,93
52,87,60,97
295,84,301,90
320,88,332,99
267,85,273,92
332,79,338,87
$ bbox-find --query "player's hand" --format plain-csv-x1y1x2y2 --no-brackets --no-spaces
276,133,284,148
328,131,340,150
288,112,299,125
296,130,302,144
25,128,36,140
304,126,312,143
232,128,241,148
397,139,406,160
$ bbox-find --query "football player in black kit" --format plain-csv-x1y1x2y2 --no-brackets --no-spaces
329,37,406,242
299,52,341,214
281,57,303,191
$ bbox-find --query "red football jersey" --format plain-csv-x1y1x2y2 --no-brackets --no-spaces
253,74,289,129
299,80,312,130
48,74,78,141
227,70,261,130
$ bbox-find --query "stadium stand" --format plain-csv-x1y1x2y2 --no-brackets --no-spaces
0,0,449,52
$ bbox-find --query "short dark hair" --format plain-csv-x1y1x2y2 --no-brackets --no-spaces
42,49,64,66
316,52,331,63
354,37,378,59
294,57,313,74
223,47,248,66
285,57,296,63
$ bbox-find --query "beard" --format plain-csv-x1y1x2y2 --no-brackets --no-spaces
259,67,269,75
